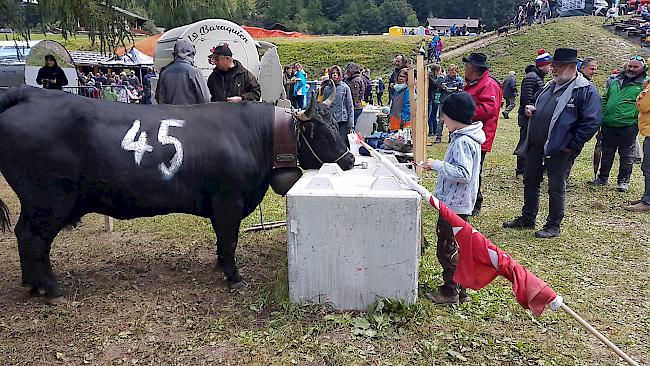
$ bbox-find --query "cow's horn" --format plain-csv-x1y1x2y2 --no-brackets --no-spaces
295,110,309,121
322,80,336,107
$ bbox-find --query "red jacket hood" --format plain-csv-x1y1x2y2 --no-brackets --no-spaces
464,70,503,152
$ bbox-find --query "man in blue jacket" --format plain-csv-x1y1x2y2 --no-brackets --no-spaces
503,48,602,238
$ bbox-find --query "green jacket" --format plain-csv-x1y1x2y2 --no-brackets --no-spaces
601,74,646,128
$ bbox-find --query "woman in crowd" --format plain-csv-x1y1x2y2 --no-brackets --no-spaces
283,64,295,102
292,63,308,109
389,68,411,131
321,65,354,146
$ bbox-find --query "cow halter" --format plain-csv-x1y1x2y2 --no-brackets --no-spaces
298,129,350,165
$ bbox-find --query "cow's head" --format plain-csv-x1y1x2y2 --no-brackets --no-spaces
295,87,355,171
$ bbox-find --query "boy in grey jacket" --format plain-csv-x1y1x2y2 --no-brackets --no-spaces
423,92,486,305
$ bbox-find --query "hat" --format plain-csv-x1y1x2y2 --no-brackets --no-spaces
535,49,552,67
552,48,579,63
462,52,490,68
441,92,476,125
210,43,233,58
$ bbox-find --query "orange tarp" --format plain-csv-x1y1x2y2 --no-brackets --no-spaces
242,26,303,38
115,33,161,57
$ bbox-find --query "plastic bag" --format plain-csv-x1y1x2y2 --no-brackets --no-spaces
383,128,413,153
347,131,363,155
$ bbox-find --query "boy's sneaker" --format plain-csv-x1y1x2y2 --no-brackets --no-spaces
587,177,608,186
503,217,535,229
625,201,650,212
458,289,470,303
425,290,459,305
534,225,561,238
617,182,629,192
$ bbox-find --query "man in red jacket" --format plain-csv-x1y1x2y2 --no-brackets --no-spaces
463,52,503,215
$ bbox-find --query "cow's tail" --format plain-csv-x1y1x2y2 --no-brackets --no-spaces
0,86,29,115
0,198,10,233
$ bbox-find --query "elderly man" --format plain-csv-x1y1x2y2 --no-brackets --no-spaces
504,48,601,238
156,39,210,105
463,52,503,216
207,43,261,103
502,71,518,119
580,57,598,81
590,56,647,192
388,55,405,101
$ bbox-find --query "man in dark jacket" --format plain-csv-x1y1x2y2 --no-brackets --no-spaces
142,67,156,105
156,39,211,105
502,71,518,119
345,62,366,128
388,55,405,101
36,55,68,91
514,51,551,177
435,64,465,143
207,44,261,103
504,48,601,238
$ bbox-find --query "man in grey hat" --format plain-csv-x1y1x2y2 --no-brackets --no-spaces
504,48,602,238
156,39,211,105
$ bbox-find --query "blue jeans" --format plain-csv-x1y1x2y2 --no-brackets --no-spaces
428,103,439,136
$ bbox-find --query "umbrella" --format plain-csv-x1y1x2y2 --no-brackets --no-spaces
593,128,603,180
359,140,641,366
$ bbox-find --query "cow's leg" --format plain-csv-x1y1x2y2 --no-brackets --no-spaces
15,215,63,299
15,200,72,299
210,202,244,289
210,217,225,268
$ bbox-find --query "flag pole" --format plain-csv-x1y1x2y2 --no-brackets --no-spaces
560,303,639,366
358,140,641,366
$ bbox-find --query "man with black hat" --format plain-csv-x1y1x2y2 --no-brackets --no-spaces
157,39,210,105
422,92,486,305
463,52,503,216
207,43,261,103
504,48,602,238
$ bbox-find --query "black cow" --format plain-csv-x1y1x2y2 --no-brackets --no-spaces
0,85,354,300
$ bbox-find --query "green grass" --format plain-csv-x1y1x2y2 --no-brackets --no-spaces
0,16,648,365
265,35,469,80
11,33,149,52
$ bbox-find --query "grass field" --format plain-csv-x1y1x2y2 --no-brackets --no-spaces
263,35,469,80
0,17,649,365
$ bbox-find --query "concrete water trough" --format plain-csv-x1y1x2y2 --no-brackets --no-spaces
286,155,421,310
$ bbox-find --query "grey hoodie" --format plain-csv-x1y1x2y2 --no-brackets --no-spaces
321,79,354,129
156,39,211,105
434,122,486,215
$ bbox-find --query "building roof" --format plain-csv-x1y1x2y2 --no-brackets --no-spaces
70,51,111,66
111,5,149,22
427,18,479,28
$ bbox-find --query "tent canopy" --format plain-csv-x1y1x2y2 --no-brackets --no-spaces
102,47,153,66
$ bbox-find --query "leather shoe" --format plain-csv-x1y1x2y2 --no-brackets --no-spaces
534,226,560,238
503,217,535,229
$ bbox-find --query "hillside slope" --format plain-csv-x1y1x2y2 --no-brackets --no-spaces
444,16,641,86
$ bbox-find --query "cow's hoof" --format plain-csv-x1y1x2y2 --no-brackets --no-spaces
47,296,67,306
227,280,247,290
27,286,45,297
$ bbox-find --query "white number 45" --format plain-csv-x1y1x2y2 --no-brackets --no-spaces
121,118,186,180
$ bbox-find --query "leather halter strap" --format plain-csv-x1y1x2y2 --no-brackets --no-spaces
273,107,298,169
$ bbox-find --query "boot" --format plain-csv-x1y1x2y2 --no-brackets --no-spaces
503,216,535,229
534,225,561,238
625,201,650,212
425,290,459,305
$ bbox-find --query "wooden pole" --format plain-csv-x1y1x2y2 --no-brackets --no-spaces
560,303,640,366
104,215,113,232
413,54,428,177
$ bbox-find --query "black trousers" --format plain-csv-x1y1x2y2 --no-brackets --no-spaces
473,151,487,212
598,125,638,184
515,114,529,175
436,214,469,297
338,122,350,148
522,148,577,229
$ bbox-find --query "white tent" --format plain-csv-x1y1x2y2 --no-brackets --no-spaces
101,47,153,67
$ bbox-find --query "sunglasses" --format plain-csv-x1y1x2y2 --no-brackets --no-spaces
630,55,646,63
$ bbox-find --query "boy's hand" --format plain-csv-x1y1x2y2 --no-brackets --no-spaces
422,158,443,171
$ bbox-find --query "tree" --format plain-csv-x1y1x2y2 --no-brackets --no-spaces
336,0,383,34
380,0,418,28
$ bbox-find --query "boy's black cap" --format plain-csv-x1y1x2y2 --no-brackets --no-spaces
441,92,475,125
